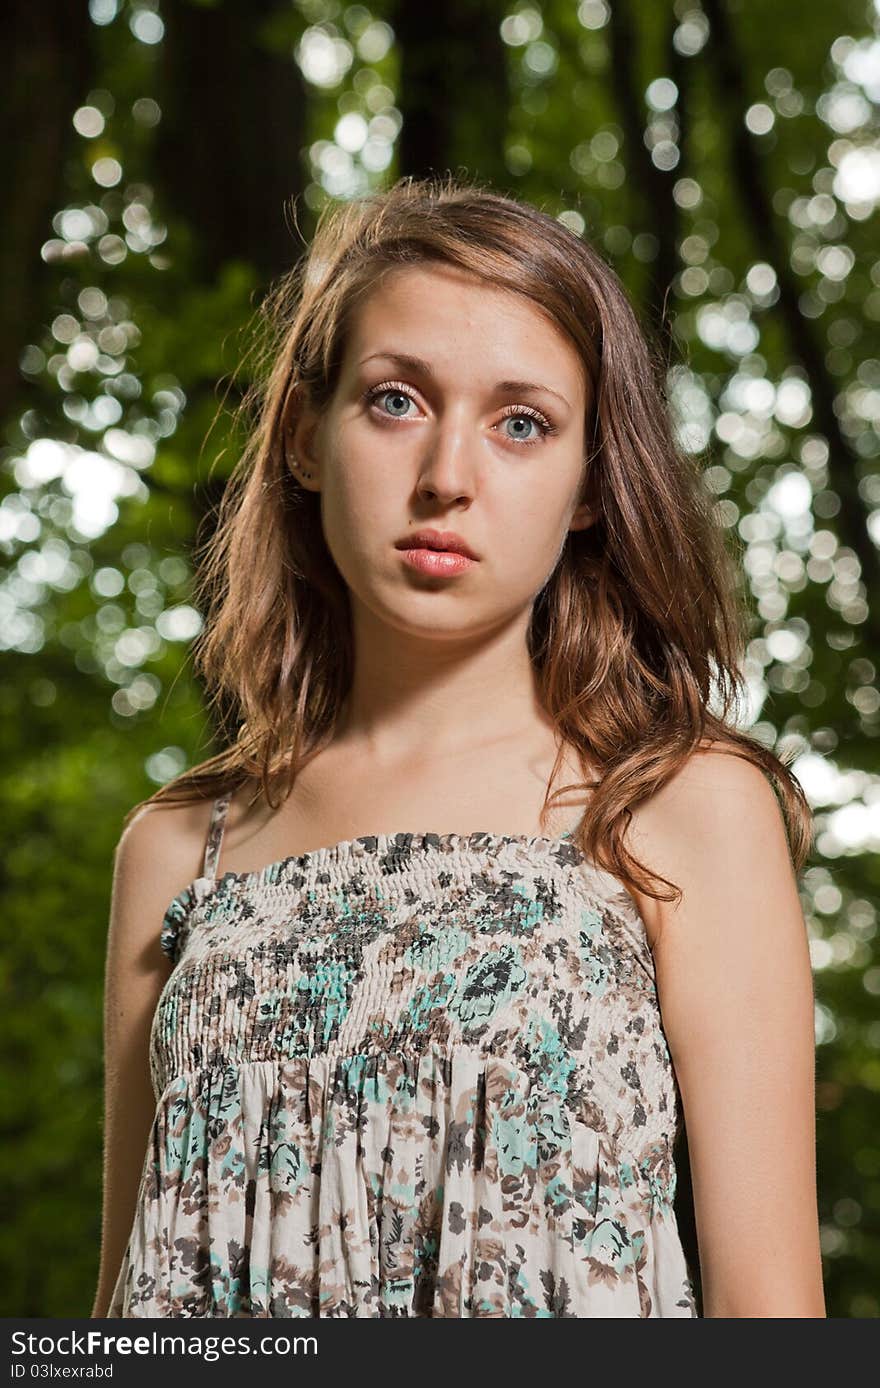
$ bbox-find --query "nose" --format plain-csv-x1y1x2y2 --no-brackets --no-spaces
415,416,477,505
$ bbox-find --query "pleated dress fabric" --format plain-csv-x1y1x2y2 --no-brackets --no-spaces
108,790,699,1318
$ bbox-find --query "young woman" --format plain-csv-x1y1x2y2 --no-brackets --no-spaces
92,175,825,1318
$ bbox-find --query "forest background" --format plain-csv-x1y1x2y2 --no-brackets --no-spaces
2,0,879,1317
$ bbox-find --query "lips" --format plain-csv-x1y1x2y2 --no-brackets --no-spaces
395,529,479,560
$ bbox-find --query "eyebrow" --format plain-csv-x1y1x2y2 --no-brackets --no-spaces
358,351,572,409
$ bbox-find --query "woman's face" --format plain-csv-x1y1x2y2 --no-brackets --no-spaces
291,261,595,640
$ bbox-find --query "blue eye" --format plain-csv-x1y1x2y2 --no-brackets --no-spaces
362,382,557,446
497,404,556,444
372,388,413,418
499,410,541,438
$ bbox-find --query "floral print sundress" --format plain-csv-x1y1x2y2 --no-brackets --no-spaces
108,790,699,1318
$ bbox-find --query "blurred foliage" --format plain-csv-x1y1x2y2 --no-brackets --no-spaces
1,0,879,1318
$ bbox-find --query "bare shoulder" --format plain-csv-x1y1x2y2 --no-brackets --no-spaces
634,740,781,828
110,795,216,955
622,745,822,1315
624,740,791,950
117,794,214,883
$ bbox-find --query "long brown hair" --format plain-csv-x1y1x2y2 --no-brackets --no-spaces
126,173,813,903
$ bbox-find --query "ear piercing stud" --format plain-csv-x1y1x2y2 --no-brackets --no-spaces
285,422,313,480
285,455,309,483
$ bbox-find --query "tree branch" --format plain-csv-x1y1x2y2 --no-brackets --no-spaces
702,0,879,629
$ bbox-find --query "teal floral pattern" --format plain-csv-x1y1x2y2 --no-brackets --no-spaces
108,801,698,1318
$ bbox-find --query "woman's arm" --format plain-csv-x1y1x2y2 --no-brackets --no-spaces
628,747,826,1317
91,802,206,1318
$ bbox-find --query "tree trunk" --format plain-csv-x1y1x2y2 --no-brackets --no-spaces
388,0,510,188
154,0,309,285
607,0,683,357
703,0,880,632
0,0,96,426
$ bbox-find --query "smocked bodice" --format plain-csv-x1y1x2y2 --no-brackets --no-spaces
109,804,698,1318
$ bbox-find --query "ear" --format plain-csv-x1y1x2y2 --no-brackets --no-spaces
283,385,324,491
568,499,597,533
567,393,603,535
568,468,599,532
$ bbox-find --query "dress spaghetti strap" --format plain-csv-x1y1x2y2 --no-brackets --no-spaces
203,790,233,880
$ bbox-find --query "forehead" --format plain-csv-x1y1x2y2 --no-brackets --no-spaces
343,262,587,404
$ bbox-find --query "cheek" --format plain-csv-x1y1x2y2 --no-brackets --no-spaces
318,467,393,584
476,506,571,608
322,430,395,525
497,488,573,562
